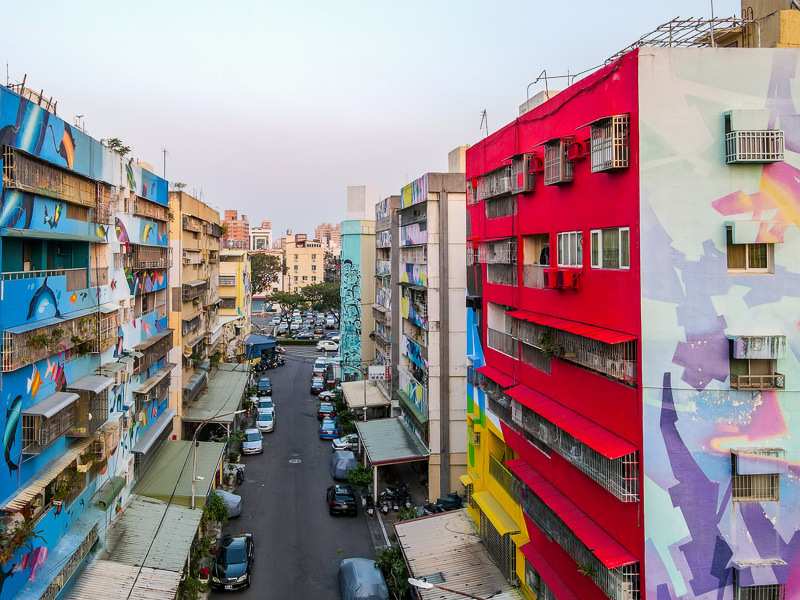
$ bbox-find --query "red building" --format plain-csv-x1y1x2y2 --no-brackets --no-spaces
222,209,250,250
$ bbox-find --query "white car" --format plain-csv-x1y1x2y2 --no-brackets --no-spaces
256,411,275,433
257,397,274,414
317,340,339,352
331,434,359,452
241,428,263,454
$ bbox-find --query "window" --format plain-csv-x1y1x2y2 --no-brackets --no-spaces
294,276,298,282
543,139,574,185
590,115,630,172
302,276,307,281
733,573,784,600
556,231,582,267
294,254,298,260
312,276,317,282
312,265,317,271
293,265,298,272
727,227,771,272
731,449,783,503
590,227,629,269
312,254,317,260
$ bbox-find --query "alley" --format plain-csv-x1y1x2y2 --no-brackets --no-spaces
211,347,376,599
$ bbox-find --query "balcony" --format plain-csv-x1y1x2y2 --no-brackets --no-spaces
133,197,169,221
487,328,518,358
522,264,545,289
206,223,222,237
399,208,427,227
2,147,96,208
373,329,391,347
182,280,209,302
132,330,173,375
477,165,513,201
182,313,203,336
93,184,118,225
209,250,219,263
372,306,390,326
730,373,785,390
182,215,203,233
2,267,88,292
400,246,427,265
487,264,517,286
376,261,391,277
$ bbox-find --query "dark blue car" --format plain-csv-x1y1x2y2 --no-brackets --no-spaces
257,378,272,396
319,418,340,439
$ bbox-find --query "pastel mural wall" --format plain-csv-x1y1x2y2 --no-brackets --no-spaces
639,48,800,599
400,262,427,287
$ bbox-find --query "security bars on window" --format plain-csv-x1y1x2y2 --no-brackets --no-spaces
479,510,519,586
544,140,574,185
525,560,559,600
725,130,784,164
591,116,630,173
485,196,517,219
731,450,782,503
733,570,785,600
512,402,639,502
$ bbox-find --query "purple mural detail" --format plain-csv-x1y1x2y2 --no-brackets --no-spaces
672,321,731,390
766,51,800,152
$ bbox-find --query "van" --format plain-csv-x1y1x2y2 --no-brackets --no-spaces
241,428,263,454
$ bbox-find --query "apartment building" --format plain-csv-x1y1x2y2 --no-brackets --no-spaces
315,222,341,250
339,186,377,380
285,232,323,292
458,12,800,600
222,209,249,250
218,250,252,360
167,192,222,437
250,219,272,250
372,195,400,400
0,81,176,600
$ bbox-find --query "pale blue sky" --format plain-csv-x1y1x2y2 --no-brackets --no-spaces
2,0,739,236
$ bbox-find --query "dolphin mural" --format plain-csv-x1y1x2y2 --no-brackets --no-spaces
26,277,61,320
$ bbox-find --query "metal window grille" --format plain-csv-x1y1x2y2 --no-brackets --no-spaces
2,147,96,207
591,116,630,172
731,451,782,502
133,197,169,221
487,264,518,286
467,179,479,205
488,328,518,358
479,511,519,586
182,281,209,302
544,140,574,185
725,130,784,164
479,239,517,264
520,343,551,374
511,154,536,194
219,274,237,286
525,560,558,600
513,318,637,384
400,246,427,264
522,264,546,289
520,426,551,457
485,196,517,219
67,388,108,439
489,454,517,499
730,373,785,391
464,483,475,508
132,244,172,270
22,405,76,455
734,571,785,600
479,165,513,201
518,478,640,600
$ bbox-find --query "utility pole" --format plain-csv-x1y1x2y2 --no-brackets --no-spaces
162,148,168,179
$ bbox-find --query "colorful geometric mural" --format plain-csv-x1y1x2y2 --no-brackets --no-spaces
400,262,427,286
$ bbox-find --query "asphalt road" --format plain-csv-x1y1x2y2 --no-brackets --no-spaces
211,347,375,600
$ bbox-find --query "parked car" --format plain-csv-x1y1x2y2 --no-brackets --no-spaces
329,334,341,342
290,322,300,332
213,489,242,518
331,450,358,480
241,428,263,455
256,411,275,433
318,402,336,420
319,418,340,439
331,433,359,452
276,324,288,334
312,365,327,377
314,325,324,335
311,380,325,395
257,378,272,396
294,331,314,340
317,340,339,352
327,484,358,516
318,390,337,401
339,558,389,600
326,316,336,329
211,534,254,591
270,317,281,325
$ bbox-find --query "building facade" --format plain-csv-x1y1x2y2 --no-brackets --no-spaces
284,233,323,293
167,193,222,438
0,82,175,600
218,250,251,360
340,186,377,380
463,23,800,600
249,219,272,251
373,195,400,400
314,222,341,250
222,210,249,250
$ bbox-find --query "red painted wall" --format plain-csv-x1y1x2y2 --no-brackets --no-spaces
467,50,646,597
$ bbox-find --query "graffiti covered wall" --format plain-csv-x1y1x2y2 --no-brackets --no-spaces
639,48,800,599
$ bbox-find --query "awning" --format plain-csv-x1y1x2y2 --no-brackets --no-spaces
182,371,207,394
506,309,636,345
507,459,637,569
98,361,126,375
98,303,121,314
473,491,521,536
342,380,391,409
134,329,173,351
733,449,788,475
397,390,429,425
394,510,525,600
506,384,637,459
182,363,249,423
1,227,104,243
371,303,388,313
132,409,176,455
197,360,211,371
459,474,474,489
66,375,114,394
185,279,206,287
92,476,126,510
356,418,429,466
133,363,176,395
519,543,580,600
4,315,65,334
22,392,79,419
244,333,276,360
2,435,98,512
732,558,788,587
398,282,426,291
134,441,225,508
476,365,516,388
186,333,207,348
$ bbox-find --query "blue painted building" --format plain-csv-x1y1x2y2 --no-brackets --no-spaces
0,83,174,600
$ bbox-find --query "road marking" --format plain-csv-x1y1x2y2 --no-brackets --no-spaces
289,459,301,464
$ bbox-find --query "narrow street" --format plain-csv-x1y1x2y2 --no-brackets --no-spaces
211,346,376,599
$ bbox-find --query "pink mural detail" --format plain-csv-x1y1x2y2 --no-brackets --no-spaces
707,392,789,452
11,546,48,582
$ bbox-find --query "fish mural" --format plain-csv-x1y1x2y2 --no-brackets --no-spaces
142,222,154,242
26,366,42,399
125,160,135,190
11,546,49,582
49,122,75,169
69,292,77,304
3,396,22,475
0,190,34,230
42,203,63,228
26,277,61,320
115,217,130,253
96,224,108,239
113,325,124,358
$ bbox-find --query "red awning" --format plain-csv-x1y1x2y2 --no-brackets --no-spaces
505,309,636,345
519,543,580,600
476,365,517,389
506,384,636,459
507,459,638,569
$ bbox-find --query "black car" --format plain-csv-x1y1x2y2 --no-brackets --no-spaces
327,484,358,516
318,402,336,420
211,534,255,591
295,331,315,340
257,377,272,396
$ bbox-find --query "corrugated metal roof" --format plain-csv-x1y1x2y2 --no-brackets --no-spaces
63,560,180,600
133,363,175,395
131,409,176,455
134,330,173,351
22,391,78,418
66,375,114,394
182,363,249,423
476,365,516,388
355,418,429,466
342,380,391,409
1,227,105,243
505,309,636,344
394,510,524,600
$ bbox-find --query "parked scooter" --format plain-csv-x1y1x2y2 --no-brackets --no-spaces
227,463,245,485
365,495,375,517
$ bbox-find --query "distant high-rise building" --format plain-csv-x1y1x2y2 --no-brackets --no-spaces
250,219,272,250
222,210,250,250
315,222,341,250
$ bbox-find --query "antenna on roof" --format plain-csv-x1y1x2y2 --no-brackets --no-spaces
480,110,489,138
792,0,800,11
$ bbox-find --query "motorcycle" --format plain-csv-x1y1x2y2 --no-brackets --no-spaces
380,498,389,514
226,463,245,485
365,495,375,517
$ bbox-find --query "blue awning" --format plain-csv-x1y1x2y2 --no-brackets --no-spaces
132,409,176,455
245,333,276,360
1,227,105,243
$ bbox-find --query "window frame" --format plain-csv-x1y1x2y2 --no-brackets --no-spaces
726,227,771,273
590,227,630,270
556,231,582,268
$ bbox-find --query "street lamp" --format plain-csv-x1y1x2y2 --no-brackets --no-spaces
408,577,499,600
191,409,247,509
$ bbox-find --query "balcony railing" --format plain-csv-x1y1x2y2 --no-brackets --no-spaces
2,267,88,293
522,264,546,289
376,261,391,276
488,328,518,358
373,329,391,347
730,373,785,390
2,147,96,207
133,198,169,221
133,245,172,270
182,281,209,302
725,130,784,164
400,246,427,265
489,454,517,500
487,264,517,286
399,209,427,226
182,216,203,232
133,332,173,375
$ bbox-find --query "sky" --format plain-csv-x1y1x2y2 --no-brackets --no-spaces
2,0,739,237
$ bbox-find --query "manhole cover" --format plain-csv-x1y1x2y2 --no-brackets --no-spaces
289,459,302,464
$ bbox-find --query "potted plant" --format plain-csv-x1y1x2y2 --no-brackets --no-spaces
198,567,210,584
53,481,71,504
228,450,240,464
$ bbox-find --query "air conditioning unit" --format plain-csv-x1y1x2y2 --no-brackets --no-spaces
543,268,561,289
530,152,545,172
557,269,579,288
567,140,589,161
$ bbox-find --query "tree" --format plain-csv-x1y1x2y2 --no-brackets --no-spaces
105,138,131,156
300,282,341,323
374,545,412,600
269,291,307,319
250,253,285,295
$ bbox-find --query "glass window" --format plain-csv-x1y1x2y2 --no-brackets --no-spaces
556,231,582,267
590,227,629,270
727,227,771,273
